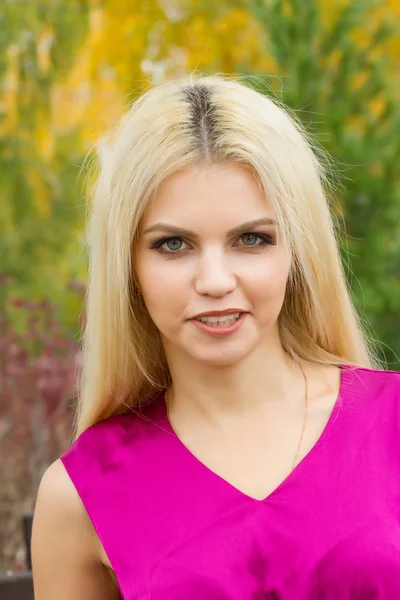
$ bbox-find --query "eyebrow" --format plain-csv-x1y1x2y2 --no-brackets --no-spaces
143,218,277,238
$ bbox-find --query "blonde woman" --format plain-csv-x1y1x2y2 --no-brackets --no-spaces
31,75,400,599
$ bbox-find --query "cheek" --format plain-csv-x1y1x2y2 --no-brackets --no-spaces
243,254,290,302
136,258,188,319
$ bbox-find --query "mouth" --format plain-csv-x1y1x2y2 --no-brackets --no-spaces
196,312,242,326
190,311,248,335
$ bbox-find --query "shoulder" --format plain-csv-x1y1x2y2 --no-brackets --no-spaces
31,460,120,599
64,405,150,453
37,458,71,496
66,411,140,456
60,397,164,481
33,459,97,545
31,459,101,575
341,365,400,414
346,365,400,391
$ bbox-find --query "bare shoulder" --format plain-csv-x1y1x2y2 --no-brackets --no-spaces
33,459,94,543
32,459,120,600
35,458,79,506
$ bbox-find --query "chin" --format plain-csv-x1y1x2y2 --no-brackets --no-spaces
186,344,255,368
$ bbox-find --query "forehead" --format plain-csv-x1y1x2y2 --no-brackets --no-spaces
139,162,275,231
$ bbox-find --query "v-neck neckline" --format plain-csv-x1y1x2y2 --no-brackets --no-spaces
156,364,353,504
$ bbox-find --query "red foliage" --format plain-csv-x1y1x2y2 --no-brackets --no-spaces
0,278,83,572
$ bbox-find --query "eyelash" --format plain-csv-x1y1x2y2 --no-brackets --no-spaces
150,233,277,254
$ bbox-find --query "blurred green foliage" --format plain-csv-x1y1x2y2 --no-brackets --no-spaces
248,0,400,366
0,1,89,333
0,0,399,365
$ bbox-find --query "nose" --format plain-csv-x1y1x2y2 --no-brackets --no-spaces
194,248,237,297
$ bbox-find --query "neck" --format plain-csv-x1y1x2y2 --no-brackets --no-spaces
164,339,306,427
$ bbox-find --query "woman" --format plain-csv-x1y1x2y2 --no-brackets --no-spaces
31,75,400,599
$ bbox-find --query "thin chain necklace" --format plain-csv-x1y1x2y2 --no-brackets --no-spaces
164,361,309,473
292,362,309,471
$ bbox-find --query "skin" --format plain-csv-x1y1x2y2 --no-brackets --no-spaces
32,161,341,598
31,459,121,600
134,162,341,499
136,162,291,372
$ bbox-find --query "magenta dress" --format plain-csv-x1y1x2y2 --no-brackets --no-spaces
60,365,400,599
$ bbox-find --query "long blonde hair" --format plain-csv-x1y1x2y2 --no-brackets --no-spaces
75,74,382,437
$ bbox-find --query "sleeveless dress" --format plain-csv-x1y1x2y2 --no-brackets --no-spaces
60,365,400,599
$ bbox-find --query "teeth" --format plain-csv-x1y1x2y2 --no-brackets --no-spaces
198,313,240,326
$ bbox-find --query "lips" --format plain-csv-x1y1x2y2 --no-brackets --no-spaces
191,309,246,319
197,313,240,326
190,311,248,335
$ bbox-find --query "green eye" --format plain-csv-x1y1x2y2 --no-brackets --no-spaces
151,236,189,253
237,232,275,247
242,234,258,246
166,238,183,251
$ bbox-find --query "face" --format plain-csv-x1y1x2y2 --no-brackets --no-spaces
134,162,291,367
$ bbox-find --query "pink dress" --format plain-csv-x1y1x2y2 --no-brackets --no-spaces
61,365,400,598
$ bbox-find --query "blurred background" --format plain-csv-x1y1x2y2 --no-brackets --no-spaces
0,0,399,576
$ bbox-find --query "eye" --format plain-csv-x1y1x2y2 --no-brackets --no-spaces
238,233,276,247
165,238,184,251
241,233,259,246
151,236,189,253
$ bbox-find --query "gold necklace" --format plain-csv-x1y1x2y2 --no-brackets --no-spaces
292,361,309,471
164,361,309,473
